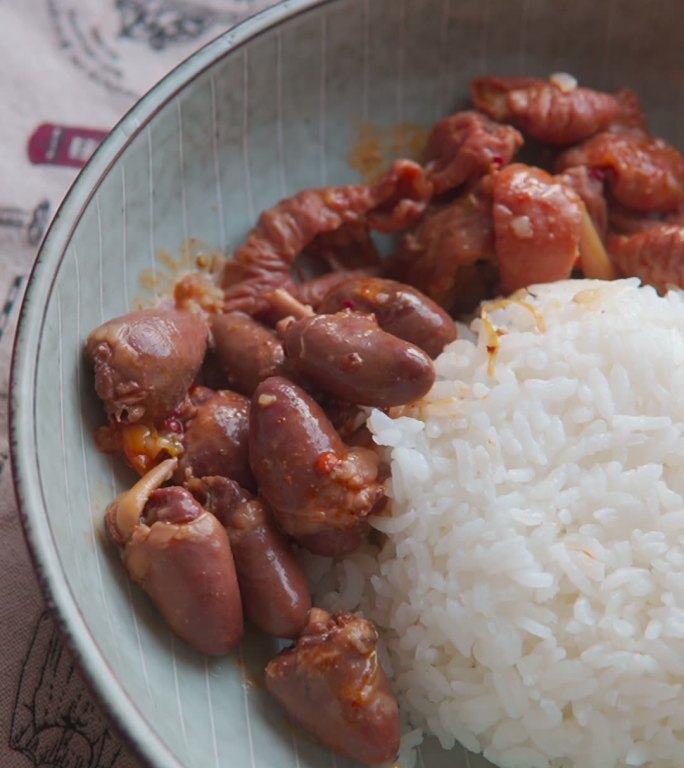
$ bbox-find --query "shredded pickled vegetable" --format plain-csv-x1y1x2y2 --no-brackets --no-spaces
480,298,546,376
578,204,616,280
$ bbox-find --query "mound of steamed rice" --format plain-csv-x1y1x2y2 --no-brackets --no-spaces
305,279,684,768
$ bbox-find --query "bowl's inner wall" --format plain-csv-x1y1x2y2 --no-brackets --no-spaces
31,0,684,766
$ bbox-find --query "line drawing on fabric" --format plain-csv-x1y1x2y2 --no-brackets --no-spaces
0,201,50,246
115,0,257,50
0,275,27,346
9,610,125,768
46,0,136,97
46,0,263,98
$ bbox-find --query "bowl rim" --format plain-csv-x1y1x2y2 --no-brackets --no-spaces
9,1,334,766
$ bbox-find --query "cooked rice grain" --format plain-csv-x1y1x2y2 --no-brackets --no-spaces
306,279,684,768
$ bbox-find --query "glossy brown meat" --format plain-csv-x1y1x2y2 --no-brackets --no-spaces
425,110,523,196
393,184,496,313
265,608,400,766
318,276,457,358
557,165,608,238
556,131,684,213
176,387,253,490
664,208,684,227
299,528,375,556
316,399,379,458
472,76,620,146
608,202,684,235
211,312,286,396
221,160,432,316
296,270,374,310
494,163,582,293
105,460,243,655
283,311,435,408
610,88,649,134
86,308,208,424
608,225,684,292
249,377,383,555
301,221,382,272
608,203,666,235
188,475,311,639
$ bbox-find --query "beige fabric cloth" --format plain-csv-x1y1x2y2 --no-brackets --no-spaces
0,2,273,765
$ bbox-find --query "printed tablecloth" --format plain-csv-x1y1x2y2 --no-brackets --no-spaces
0,2,274,765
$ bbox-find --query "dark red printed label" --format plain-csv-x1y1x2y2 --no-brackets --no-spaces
27,123,108,168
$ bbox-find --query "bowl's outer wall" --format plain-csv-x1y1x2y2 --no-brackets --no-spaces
14,0,684,766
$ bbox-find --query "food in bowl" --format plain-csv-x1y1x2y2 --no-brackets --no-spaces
317,277,684,768
84,73,684,767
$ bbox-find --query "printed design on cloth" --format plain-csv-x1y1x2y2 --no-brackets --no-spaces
46,0,263,97
0,276,27,347
0,202,50,247
9,611,126,768
28,125,107,169
116,0,258,50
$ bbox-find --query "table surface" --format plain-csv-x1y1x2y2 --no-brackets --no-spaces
0,2,274,766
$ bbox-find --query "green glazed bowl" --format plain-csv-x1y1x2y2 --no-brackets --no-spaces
10,1,684,766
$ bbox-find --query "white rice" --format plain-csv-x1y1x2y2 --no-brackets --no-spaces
305,279,684,768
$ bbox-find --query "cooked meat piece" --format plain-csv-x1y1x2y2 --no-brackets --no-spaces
665,208,684,226
392,182,496,313
296,270,373,310
265,608,400,766
610,88,649,134
608,202,667,235
425,110,523,196
608,202,684,235
249,377,383,555
188,475,311,639
608,225,684,292
318,398,377,452
301,221,382,272
283,311,435,408
472,75,620,146
176,387,253,490
471,76,540,121
493,163,582,293
221,160,432,316
557,165,608,238
105,460,243,655
86,308,208,424
318,276,457,358
556,131,684,213
211,312,286,396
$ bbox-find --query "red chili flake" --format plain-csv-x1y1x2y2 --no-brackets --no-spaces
162,417,183,434
342,299,355,310
315,451,338,474
589,168,606,182
491,155,504,167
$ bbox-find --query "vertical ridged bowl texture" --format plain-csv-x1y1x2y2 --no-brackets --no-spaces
11,0,684,766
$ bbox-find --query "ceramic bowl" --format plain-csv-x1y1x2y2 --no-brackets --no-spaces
11,1,684,766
